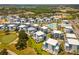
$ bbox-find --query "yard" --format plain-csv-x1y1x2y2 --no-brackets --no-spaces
28,36,50,55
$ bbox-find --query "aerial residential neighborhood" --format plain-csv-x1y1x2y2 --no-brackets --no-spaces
0,5,79,55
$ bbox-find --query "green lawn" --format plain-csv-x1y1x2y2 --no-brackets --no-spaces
28,36,50,55
0,32,17,44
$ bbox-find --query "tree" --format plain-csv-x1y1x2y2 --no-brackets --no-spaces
15,27,19,32
0,48,8,55
58,42,64,55
15,30,29,50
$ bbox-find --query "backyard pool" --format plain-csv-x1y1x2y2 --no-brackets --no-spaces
47,23,57,29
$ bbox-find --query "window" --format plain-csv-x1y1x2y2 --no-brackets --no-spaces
45,43,48,48
69,44,72,50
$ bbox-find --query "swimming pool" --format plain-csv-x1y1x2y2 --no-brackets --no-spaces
47,23,57,29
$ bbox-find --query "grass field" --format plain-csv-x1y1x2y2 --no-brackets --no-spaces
0,31,17,44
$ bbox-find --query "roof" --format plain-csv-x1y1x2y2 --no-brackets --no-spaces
0,25,3,27
41,26,48,29
63,20,69,22
19,25,26,28
66,33,77,38
33,24,38,27
13,22,20,24
67,39,79,45
61,23,71,27
54,17,59,20
46,38,58,46
52,30,63,34
8,24,15,27
28,27,36,31
46,18,51,21
35,31,45,36
65,25,73,29
25,22,30,25
21,19,25,21
65,43,69,46
30,19,34,21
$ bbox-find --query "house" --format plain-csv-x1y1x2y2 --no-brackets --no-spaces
18,25,26,31
62,20,69,24
45,18,51,23
20,18,26,24
8,24,16,31
13,22,20,25
64,26,74,33
43,17,51,23
28,18,35,24
41,26,48,33
0,24,4,30
24,22,31,28
42,38,60,54
33,31,46,43
27,27,37,35
53,17,59,22
61,20,71,28
32,24,39,30
65,38,79,54
66,33,77,39
38,19,43,23
51,30,64,40
35,17,41,23
50,16,54,20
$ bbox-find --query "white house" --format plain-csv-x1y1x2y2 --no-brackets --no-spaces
38,19,43,23
64,25,74,33
18,25,26,31
65,38,79,54
33,31,46,43
61,20,71,28
43,17,51,23
13,22,20,25
45,18,51,23
20,18,26,24
32,24,39,30
41,26,48,33
8,24,16,31
24,22,31,28
53,17,59,22
29,18,35,24
51,30,64,40
33,24,39,28
42,38,60,54
62,20,69,24
0,25,4,30
66,33,77,39
27,27,37,35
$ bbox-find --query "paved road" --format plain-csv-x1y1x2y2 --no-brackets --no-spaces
69,20,79,39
